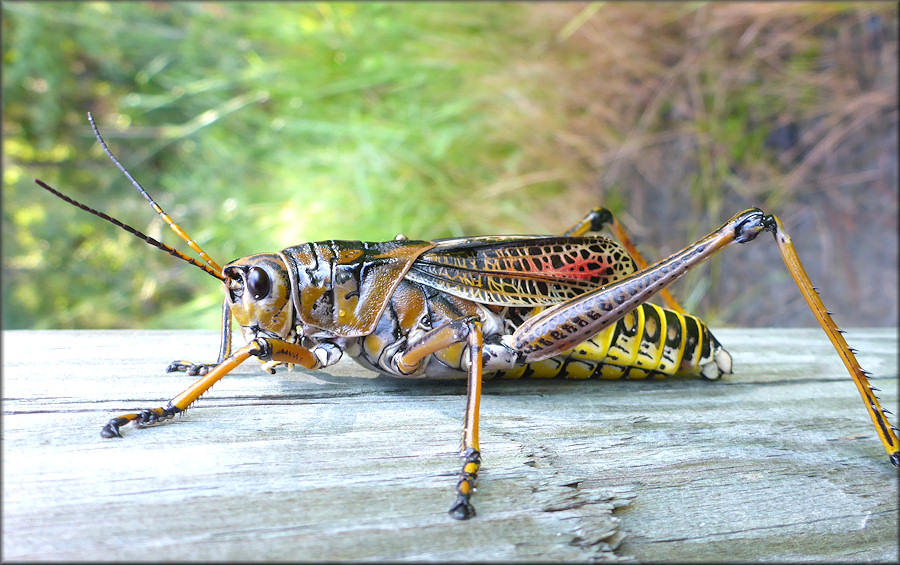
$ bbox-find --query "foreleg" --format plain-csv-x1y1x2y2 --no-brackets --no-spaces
101,337,320,438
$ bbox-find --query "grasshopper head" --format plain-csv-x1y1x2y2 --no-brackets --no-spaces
224,253,293,340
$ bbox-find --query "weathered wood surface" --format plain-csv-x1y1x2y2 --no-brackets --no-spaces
2,328,898,562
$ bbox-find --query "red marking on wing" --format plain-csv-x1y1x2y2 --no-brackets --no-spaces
492,243,618,282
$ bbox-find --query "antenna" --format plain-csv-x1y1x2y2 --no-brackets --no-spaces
87,112,224,277
34,178,226,281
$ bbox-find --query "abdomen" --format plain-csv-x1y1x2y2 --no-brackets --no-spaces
496,303,732,380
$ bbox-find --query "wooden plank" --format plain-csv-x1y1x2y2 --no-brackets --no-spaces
2,328,897,562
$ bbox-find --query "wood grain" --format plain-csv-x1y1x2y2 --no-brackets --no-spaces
3,328,897,561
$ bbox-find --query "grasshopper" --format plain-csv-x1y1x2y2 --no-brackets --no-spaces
34,114,899,520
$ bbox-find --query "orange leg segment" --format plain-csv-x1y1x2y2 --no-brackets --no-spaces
450,318,484,520
394,316,486,518
770,216,900,466
100,337,318,438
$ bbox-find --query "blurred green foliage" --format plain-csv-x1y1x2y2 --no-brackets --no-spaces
3,2,897,331
3,2,543,329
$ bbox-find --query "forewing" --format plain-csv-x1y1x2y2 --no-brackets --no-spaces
405,236,637,306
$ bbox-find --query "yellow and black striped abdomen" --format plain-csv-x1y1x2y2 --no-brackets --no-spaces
498,304,732,380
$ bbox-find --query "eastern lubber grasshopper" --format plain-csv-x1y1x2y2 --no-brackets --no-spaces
34,114,899,520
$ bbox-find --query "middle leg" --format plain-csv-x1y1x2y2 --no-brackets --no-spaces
392,316,486,520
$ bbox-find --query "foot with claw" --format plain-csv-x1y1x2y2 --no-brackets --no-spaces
449,447,481,520
100,405,180,438
167,360,216,376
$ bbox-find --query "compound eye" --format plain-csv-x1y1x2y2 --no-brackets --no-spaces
247,266,271,300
